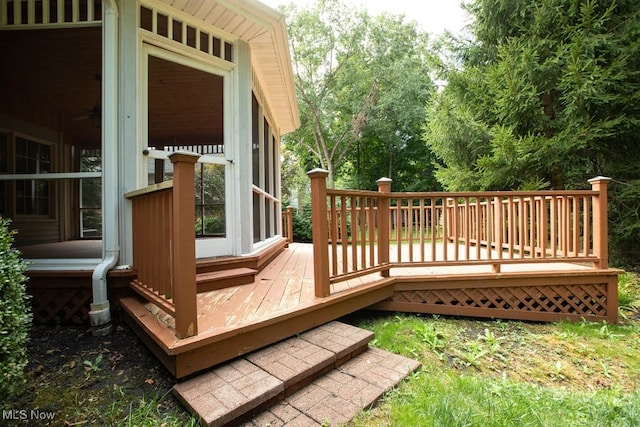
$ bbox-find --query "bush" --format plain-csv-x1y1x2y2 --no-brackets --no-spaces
195,215,225,236
618,272,640,313
292,205,313,242
0,218,31,406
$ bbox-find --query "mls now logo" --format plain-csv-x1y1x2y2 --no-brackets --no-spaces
2,409,55,421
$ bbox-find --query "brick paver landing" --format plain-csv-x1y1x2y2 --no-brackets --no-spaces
173,321,420,427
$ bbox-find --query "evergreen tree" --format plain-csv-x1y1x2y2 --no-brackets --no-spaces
425,0,640,264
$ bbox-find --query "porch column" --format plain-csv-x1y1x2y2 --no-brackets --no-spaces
377,178,392,278
170,152,200,338
308,169,330,297
589,176,611,269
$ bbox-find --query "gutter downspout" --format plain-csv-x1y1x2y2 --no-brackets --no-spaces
89,0,119,336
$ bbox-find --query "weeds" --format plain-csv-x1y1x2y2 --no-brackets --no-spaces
352,312,640,426
83,353,103,374
618,272,640,313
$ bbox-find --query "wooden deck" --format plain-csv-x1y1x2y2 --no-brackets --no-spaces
121,242,620,378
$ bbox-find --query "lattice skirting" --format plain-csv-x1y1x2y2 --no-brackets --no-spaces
29,287,93,324
26,273,135,325
372,272,619,323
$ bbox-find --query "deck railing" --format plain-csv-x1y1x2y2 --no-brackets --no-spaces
308,169,611,297
282,206,294,244
125,152,200,339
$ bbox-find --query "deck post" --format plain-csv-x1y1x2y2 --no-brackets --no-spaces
377,178,392,277
308,169,331,297
169,152,200,338
588,176,611,269
286,206,294,244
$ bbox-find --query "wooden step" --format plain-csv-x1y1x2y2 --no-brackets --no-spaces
173,321,420,427
195,238,288,275
196,268,257,292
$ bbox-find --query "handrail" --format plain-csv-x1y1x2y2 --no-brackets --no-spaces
309,171,611,294
0,172,102,180
125,152,200,338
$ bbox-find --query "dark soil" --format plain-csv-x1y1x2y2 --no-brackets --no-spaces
5,322,193,426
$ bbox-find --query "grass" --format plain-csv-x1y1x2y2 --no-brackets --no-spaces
350,303,640,427
11,274,639,426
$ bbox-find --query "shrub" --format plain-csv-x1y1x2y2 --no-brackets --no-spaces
292,205,313,242
0,218,31,406
195,215,225,236
618,272,640,313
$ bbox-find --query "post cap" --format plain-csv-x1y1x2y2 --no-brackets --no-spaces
587,176,612,184
307,168,329,178
169,151,201,163
376,177,392,184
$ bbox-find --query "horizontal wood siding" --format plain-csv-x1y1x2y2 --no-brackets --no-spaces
11,219,59,245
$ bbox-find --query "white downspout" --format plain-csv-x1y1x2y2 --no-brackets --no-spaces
89,0,119,336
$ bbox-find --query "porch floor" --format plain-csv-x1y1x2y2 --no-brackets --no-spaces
121,242,614,378
183,242,592,335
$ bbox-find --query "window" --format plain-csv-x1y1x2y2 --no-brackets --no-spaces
80,149,102,237
0,132,55,218
0,132,7,214
251,92,281,243
195,163,225,237
15,136,52,216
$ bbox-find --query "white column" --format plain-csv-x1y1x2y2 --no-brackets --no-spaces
118,0,140,265
235,40,254,255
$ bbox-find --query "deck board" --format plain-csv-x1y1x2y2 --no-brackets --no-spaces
121,242,619,378
177,243,601,327
155,243,600,339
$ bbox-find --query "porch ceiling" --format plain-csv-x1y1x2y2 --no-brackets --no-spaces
158,0,300,135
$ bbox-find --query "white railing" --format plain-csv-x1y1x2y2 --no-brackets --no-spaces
1,0,102,28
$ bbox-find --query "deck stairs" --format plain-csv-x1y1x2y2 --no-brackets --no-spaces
194,241,287,292
173,321,420,426
195,256,259,293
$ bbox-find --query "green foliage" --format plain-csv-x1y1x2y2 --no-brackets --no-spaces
291,205,313,242
282,0,437,190
426,0,640,265
353,313,640,426
617,272,640,313
195,215,225,236
83,353,103,374
0,218,31,406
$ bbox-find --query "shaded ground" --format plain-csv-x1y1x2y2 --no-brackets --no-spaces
5,310,639,426
5,322,194,426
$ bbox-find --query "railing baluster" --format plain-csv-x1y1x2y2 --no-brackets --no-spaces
88,0,94,22
571,197,580,256
330,195,338,276
508,196,515,259
341,196,348,273
407,198,414,261
419,198,425,262
550,196,557,258
368,198,375,267
312,176,608,285
396,201,402,262
583,196,590,257
475,197,482,260
464,197,470,260
351,195,358,270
